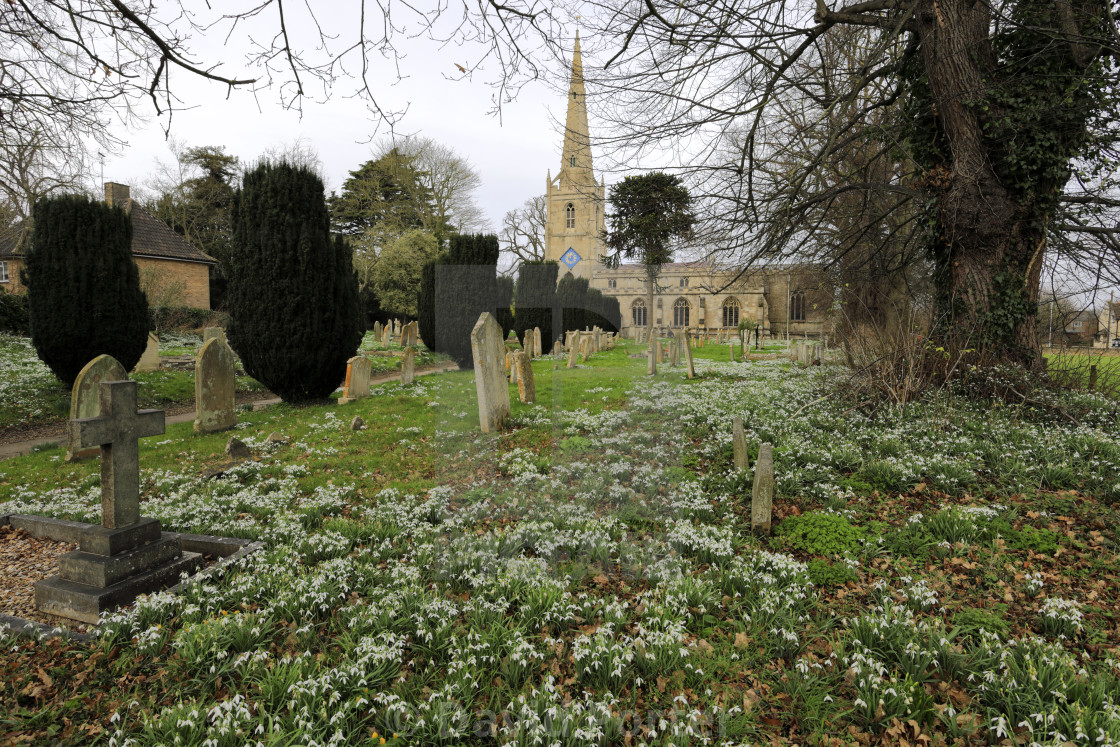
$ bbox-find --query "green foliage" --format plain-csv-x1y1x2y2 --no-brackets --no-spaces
513,260,558,344
0,289,29,335
150,145,239,269
603,172,695,272
951,607,1010,638
149,306,227,332
227,162,362,402
776,512,866,557
1003,525,1060,555
369,229,438,317
25,194,149,386
328,149,436,237
417,258,437,350
807,558,858,587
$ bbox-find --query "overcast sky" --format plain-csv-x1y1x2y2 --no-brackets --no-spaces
98,6,585,232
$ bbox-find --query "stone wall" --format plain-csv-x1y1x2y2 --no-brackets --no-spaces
136,257,211,310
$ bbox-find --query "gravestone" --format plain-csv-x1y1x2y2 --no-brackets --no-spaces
732,418,749,471
382,324,392,347
553,340,563,356
36,381,200,623
593,327,601,353
134,332,160,372
579,335,591,362
567,338,580,369
203,327,226,344
339,355,372,404
514,350,536,404
656,339,664,364
647,337,657,375
683,332,695,379
534,327,543,357
504,350,513,373
730,341,735,362
401,346,416,385
751,443,775,535
407,321,419,347
373,321,382,341
194,337,238,433
67,355,128,462
470,312,510,433
669,335,680,367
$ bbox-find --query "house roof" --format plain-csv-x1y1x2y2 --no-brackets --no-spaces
0,201,216,265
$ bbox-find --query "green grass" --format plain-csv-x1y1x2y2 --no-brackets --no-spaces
4,338,1120,745
1044,349,1120,392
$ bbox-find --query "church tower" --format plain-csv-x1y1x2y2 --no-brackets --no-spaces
545,32,605,281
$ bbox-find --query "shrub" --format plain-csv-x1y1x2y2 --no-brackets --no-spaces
807,559,858,587
25,194,149,386
227,162,362,402
775,512,866,556
0,290,29,335
513,260,558,346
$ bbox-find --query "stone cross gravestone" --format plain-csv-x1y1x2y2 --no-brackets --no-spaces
514,350,536,403
339,355,372,404
134,332,160,372
67,355,128,462
194,338,238,433
37,380,201,623
471,312,510,433
401,346,416,385
751,443,775,534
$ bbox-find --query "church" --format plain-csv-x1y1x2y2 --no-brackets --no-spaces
542,34,831,340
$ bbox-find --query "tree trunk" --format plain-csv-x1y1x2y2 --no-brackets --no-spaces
916,0,1045,369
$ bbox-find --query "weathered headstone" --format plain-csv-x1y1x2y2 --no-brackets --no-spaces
401,346,416,385
226,437,251,460
683,331,695,379
567,340,580,369
470,312,510,433
382,324,392,347
579,335,591,362
36,380,200,623
67,355,128,461
730,341,735,361
514,351,536,404
553,340,563,356
593,327,601,353
732,418,749,472
534,327,543,357
647,337,657,375
134,332,160,372
656,339,664,364
751,443,775,535
339,355,372,404
373,321,382,341
350,416,364,431
203,327,226,344
194,338,238,433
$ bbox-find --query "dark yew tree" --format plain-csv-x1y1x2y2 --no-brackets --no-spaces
513,260,559,345
419,233,500,368
24,194,149,386
227,162,361,402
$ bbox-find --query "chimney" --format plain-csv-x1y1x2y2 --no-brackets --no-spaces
105,182,131,208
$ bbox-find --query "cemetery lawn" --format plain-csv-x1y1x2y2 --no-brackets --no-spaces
1044,349,1120,393
3,342,1120,745
0,335,268,437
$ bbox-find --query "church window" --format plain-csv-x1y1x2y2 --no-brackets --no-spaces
680,277,689,287
790,291,806,322
565,203,575,229
673,298,690,327
722,298,740,327
569,156,576,168
632,299,647,327
0,261,7,283
608,278,617,289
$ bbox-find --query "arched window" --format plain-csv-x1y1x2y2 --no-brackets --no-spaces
722,298,740,328
790,291,806,322
673,298,690,327
569,155,576,168
565,203,575,229
679,277,689,288
632,299,647,327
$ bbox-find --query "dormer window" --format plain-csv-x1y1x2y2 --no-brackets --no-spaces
565,203,575,229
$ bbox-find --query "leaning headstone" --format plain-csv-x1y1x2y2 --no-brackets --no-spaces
36,380,200,623
194,338,238,433
66,355,128,461
732,418,749,472
470,312,510,433
683,332,695,379
751,443,775,535
338,355,372,404
134,332,160,372
401,346,416,385
514,351,536,404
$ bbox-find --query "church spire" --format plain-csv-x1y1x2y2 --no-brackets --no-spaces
560,31,593,184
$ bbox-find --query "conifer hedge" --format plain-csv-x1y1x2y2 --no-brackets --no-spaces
25,194,149,386
418,233,500,368
227,162,361,402
513,261,558,346
494,276,516,340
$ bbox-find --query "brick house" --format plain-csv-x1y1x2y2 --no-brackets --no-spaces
0,183,216,309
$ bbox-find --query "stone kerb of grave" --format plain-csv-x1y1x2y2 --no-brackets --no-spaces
67,354,128,462
36,380,202,623
194,337,238,433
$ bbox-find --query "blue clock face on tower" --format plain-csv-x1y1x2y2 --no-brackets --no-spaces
561,247,581,269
